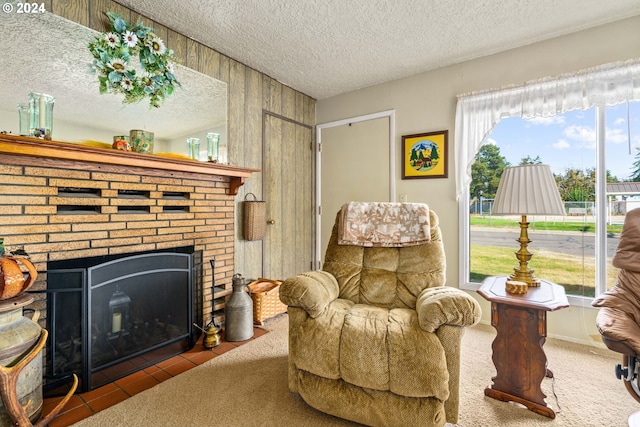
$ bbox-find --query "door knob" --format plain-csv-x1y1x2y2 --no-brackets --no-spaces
267,219,275,225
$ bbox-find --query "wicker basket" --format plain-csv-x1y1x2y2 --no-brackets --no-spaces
244,193,266,241
248,278,286,325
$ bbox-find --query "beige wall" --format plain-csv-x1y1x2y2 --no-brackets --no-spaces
316,16,640,345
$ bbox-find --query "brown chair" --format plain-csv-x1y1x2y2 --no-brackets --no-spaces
593,208,640,404
280,203,481,427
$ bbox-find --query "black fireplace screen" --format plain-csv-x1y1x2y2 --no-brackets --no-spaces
42,247,202,393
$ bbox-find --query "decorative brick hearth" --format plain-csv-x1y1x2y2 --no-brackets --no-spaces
0,134,257,335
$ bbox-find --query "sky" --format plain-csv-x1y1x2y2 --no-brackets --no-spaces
485,102,640,181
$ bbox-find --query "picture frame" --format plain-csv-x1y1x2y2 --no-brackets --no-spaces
401,130,448,179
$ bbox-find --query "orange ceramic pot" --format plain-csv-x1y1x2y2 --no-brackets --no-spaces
0,257,37,300
112,136,131,151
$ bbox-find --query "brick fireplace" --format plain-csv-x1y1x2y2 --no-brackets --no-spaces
0,134,256,389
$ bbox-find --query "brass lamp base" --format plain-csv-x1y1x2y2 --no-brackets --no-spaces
508,270,541,287
508,215,541,287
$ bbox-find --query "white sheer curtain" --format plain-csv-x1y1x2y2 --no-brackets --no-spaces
455,58,640,199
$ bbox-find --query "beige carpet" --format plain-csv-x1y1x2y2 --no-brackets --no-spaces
72,315,639,427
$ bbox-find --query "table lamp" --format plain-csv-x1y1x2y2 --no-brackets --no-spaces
492,164,564,291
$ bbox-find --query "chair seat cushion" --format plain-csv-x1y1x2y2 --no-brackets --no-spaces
596,306,640,356
290,299,450,400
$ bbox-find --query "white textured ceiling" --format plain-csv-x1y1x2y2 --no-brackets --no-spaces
115,0,640,100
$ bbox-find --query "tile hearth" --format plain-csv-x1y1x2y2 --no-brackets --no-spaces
43,327,268,427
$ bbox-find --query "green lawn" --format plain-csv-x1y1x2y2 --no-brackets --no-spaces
470,216,622,297
470,245,619,298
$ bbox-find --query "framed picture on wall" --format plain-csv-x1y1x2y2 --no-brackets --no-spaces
401,130,448,179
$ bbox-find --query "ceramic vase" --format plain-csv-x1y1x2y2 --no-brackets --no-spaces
112,136,131,151
129,130,154,154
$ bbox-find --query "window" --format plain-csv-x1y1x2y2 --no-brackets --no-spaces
455,59,640,305
468,103,639,298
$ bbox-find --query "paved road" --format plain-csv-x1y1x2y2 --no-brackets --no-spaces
470,228,619,259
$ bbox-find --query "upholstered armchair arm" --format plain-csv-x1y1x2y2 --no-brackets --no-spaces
279,270,340,318
416,287,482,332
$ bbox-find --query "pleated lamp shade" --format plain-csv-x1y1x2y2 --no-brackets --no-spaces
492,164,565,216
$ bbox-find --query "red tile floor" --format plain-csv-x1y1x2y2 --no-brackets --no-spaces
43,326,268,427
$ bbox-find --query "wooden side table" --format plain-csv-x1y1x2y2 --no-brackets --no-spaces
478,276,569,419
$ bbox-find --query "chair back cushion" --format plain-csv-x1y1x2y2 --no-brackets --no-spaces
323,208,445,309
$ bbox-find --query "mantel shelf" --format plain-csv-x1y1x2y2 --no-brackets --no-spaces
0,134,259,195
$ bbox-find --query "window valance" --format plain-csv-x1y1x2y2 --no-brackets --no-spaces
455,58,640,199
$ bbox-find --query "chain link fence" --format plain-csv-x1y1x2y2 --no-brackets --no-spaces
470,198,635,222
469,199,596,216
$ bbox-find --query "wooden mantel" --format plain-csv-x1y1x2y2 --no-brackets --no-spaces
0,134,258,195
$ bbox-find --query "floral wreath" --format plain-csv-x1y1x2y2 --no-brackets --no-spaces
88,12,180,108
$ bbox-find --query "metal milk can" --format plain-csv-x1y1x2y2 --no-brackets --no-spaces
224,274,254,341
0,294,43,425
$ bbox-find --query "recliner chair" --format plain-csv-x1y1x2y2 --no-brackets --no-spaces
593,208,640,403
279,202,481,427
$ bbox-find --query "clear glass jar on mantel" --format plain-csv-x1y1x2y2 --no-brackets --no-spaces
207,132,227,164
28,92,55,140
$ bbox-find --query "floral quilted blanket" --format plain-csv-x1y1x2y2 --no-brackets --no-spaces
337,202,431,247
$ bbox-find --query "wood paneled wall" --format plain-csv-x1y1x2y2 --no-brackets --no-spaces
48,0,316,284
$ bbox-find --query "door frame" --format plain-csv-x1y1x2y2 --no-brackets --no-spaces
315,109,396,268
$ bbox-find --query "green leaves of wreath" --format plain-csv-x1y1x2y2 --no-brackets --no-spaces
88,12,180,108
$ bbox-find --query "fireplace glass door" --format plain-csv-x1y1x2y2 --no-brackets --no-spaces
44,248,201,393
